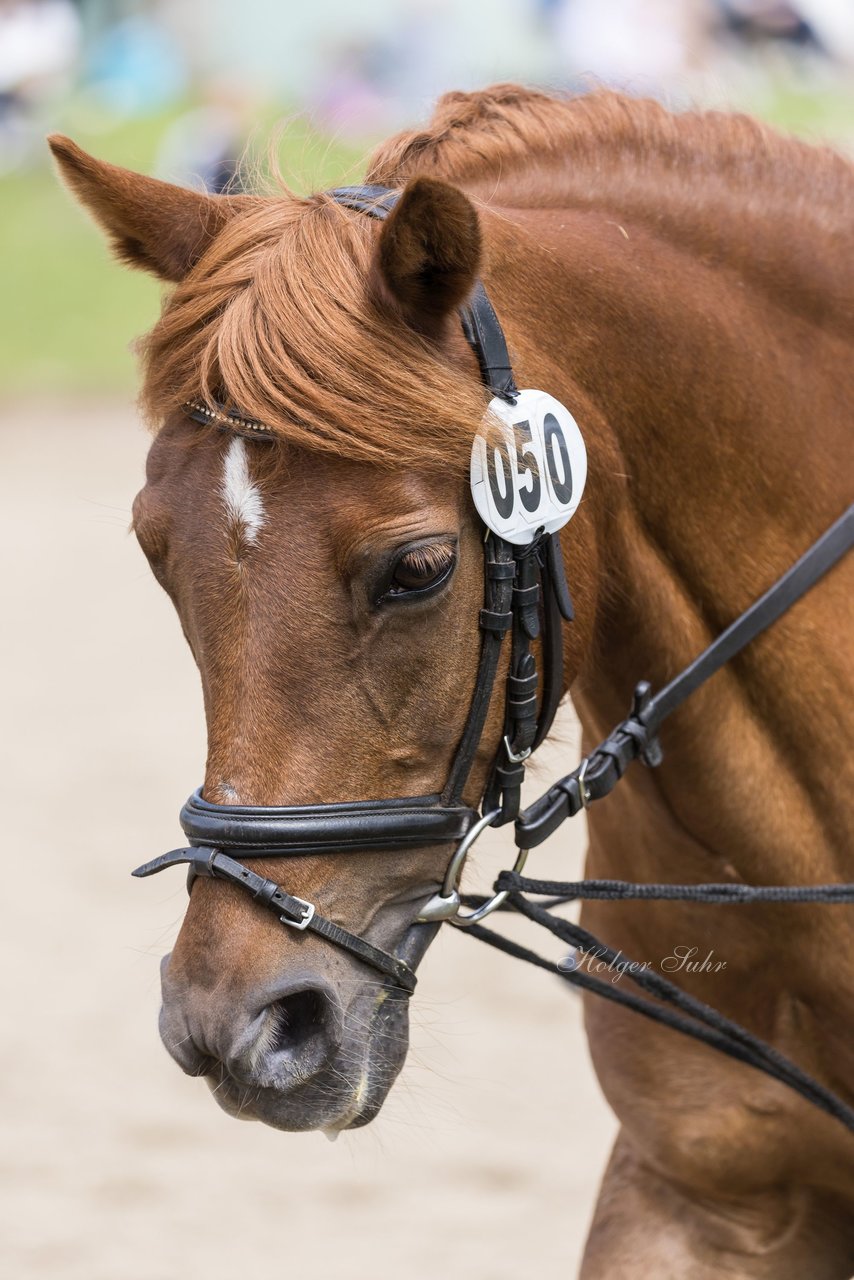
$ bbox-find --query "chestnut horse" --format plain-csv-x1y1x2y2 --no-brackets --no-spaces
51,87,854,1277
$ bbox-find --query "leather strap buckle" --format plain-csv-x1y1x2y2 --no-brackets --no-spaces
279,896,316,930
503,734,532,765
576,757,592,810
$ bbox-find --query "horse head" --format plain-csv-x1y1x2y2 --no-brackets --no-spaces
50,134,596,1131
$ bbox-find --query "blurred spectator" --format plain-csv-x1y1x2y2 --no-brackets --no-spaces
155,98,251,192
799,0,854,63
84,9,186,116
312,39,391,138
0,0,80,170
550,0,712,94
3,0,852,171
714,2,822,49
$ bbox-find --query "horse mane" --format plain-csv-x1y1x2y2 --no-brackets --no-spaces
140,86,853,468
367,84,853,215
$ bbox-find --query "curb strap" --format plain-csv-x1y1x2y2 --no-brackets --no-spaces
132,847,418,993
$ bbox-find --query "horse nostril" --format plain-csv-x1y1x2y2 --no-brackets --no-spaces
266,987,333,1062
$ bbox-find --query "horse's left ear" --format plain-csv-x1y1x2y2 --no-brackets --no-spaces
370,178,481,338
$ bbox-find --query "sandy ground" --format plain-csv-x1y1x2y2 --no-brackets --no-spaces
2,401,616,1280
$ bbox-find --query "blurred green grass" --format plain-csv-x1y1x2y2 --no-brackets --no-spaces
2,84,851,398
0,107,366,396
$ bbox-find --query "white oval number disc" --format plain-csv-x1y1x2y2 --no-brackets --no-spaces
470,390,587,545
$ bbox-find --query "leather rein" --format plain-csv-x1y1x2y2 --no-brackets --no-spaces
133,186,854,1130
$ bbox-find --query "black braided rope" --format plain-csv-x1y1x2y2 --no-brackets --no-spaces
500,873,854,905
457,877,854,1133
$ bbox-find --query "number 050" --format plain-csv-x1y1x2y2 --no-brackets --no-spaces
486,412,574,519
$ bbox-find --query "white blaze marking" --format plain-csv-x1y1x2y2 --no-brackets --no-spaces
221,437,265,545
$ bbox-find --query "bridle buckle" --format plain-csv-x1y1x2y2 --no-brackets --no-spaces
502,735,532,765
280,897,315,930
576,756,592,810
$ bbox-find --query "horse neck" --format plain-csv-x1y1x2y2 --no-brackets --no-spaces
486,198,854,883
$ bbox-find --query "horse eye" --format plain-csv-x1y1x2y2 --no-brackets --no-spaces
383,541,457,602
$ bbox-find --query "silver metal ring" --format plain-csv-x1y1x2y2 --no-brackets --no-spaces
451,844,529,927
415,808,501,923
440,807,502,898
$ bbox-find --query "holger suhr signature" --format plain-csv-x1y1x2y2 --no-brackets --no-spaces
557,945,728,983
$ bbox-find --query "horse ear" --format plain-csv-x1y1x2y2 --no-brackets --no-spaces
371,177,481,337
48,134,255,282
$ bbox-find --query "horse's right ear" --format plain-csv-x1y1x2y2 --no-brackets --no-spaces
48,135,255,282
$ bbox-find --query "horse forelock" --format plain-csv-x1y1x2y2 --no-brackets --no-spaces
139,192,487,472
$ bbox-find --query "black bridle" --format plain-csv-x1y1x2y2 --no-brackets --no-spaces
134,184,575,993
133,185,854,1129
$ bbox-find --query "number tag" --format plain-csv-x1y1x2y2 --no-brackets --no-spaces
470,390,587,545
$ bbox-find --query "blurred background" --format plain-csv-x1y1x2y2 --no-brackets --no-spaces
3,4,853,1279
3,0,854,398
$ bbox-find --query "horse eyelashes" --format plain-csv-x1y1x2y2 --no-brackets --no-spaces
380,538,458,601
396,541,455,582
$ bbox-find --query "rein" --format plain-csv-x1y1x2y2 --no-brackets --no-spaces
515,501,854,849
133,184,854,1131
463,877,854,1134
